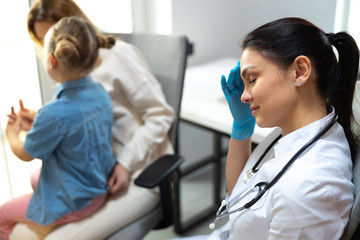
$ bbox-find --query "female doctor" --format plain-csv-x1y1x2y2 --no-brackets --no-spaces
175,17,359,240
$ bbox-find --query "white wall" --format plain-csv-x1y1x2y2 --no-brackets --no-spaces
172,0,338,166
172,0,337,66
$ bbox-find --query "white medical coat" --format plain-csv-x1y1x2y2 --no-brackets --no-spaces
177,110,354,240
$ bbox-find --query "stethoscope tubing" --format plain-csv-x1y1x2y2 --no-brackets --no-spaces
210,113,338,229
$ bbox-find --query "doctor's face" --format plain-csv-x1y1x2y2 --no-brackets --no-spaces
240,48,298,130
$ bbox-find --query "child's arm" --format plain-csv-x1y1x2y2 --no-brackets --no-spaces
6,107,34,161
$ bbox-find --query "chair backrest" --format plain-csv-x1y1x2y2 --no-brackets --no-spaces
341,80,360,240
107,33,189,153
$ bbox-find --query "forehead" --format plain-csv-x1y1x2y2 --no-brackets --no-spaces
240,48,265,67
240,48,264,77
241,48,280,70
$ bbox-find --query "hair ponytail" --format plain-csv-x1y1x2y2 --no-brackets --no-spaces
326,32,359,157
97,35,116,49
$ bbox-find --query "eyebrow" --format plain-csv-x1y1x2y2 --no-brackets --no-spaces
241,66,255,79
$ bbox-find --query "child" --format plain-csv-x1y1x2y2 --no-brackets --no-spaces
0,16,116,239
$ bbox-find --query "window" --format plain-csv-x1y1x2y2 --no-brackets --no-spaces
347,0,360,53
74,0,133,33
335,0,360,62
0,0,42,205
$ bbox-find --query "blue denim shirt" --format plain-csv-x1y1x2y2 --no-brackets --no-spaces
24,76,115,225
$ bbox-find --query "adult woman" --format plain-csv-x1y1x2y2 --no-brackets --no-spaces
10,0,174,239
176,17,359,240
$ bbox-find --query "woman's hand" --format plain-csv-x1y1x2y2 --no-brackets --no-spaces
107,163,130,194
221,61,255,140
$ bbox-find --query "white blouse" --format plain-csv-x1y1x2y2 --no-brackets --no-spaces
90,40,174,175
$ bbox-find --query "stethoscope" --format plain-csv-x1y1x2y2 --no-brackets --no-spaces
209,113,338,230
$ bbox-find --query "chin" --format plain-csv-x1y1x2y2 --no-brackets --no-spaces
255,118,273,129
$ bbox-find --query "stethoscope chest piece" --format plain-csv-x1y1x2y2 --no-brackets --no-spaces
244,168,256,184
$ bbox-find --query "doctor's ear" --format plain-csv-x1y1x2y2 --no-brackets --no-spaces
292,55,311,87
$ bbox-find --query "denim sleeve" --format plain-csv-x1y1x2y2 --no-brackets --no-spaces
23,108,63,160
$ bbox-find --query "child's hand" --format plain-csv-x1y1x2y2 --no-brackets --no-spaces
18,99,37,131
6,106,21,136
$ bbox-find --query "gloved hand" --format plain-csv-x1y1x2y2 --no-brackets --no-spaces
221,61,255,140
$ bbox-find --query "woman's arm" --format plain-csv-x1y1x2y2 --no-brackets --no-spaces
95,42,174,193
226,137,252,195
221,62,255,195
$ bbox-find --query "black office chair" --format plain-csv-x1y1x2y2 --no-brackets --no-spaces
102,33,190,240
340,80,360,240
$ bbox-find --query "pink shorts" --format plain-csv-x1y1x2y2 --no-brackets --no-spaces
0,168,107,240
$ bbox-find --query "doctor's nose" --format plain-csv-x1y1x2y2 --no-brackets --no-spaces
241,89,252,103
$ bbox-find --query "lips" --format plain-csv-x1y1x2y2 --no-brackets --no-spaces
250,106,259,115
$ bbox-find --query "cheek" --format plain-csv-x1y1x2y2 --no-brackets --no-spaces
252,81,294,125
42,55,49,70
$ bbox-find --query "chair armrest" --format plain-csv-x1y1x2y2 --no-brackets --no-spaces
134,154,184,188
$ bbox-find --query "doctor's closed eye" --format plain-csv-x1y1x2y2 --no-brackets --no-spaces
248,75,257,84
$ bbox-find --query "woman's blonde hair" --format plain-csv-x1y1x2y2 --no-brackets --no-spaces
46,16,115,74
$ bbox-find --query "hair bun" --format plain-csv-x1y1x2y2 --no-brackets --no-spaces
54,34,80,63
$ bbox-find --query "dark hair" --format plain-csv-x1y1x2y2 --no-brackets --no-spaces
47,16,115,74
242,17,359,158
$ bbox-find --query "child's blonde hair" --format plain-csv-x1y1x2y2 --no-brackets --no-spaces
46,16,115,74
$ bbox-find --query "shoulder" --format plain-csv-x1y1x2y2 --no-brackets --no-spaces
37,100,65,120
99,40,148,66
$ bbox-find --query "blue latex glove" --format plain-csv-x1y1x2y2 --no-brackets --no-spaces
221,61,256,140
